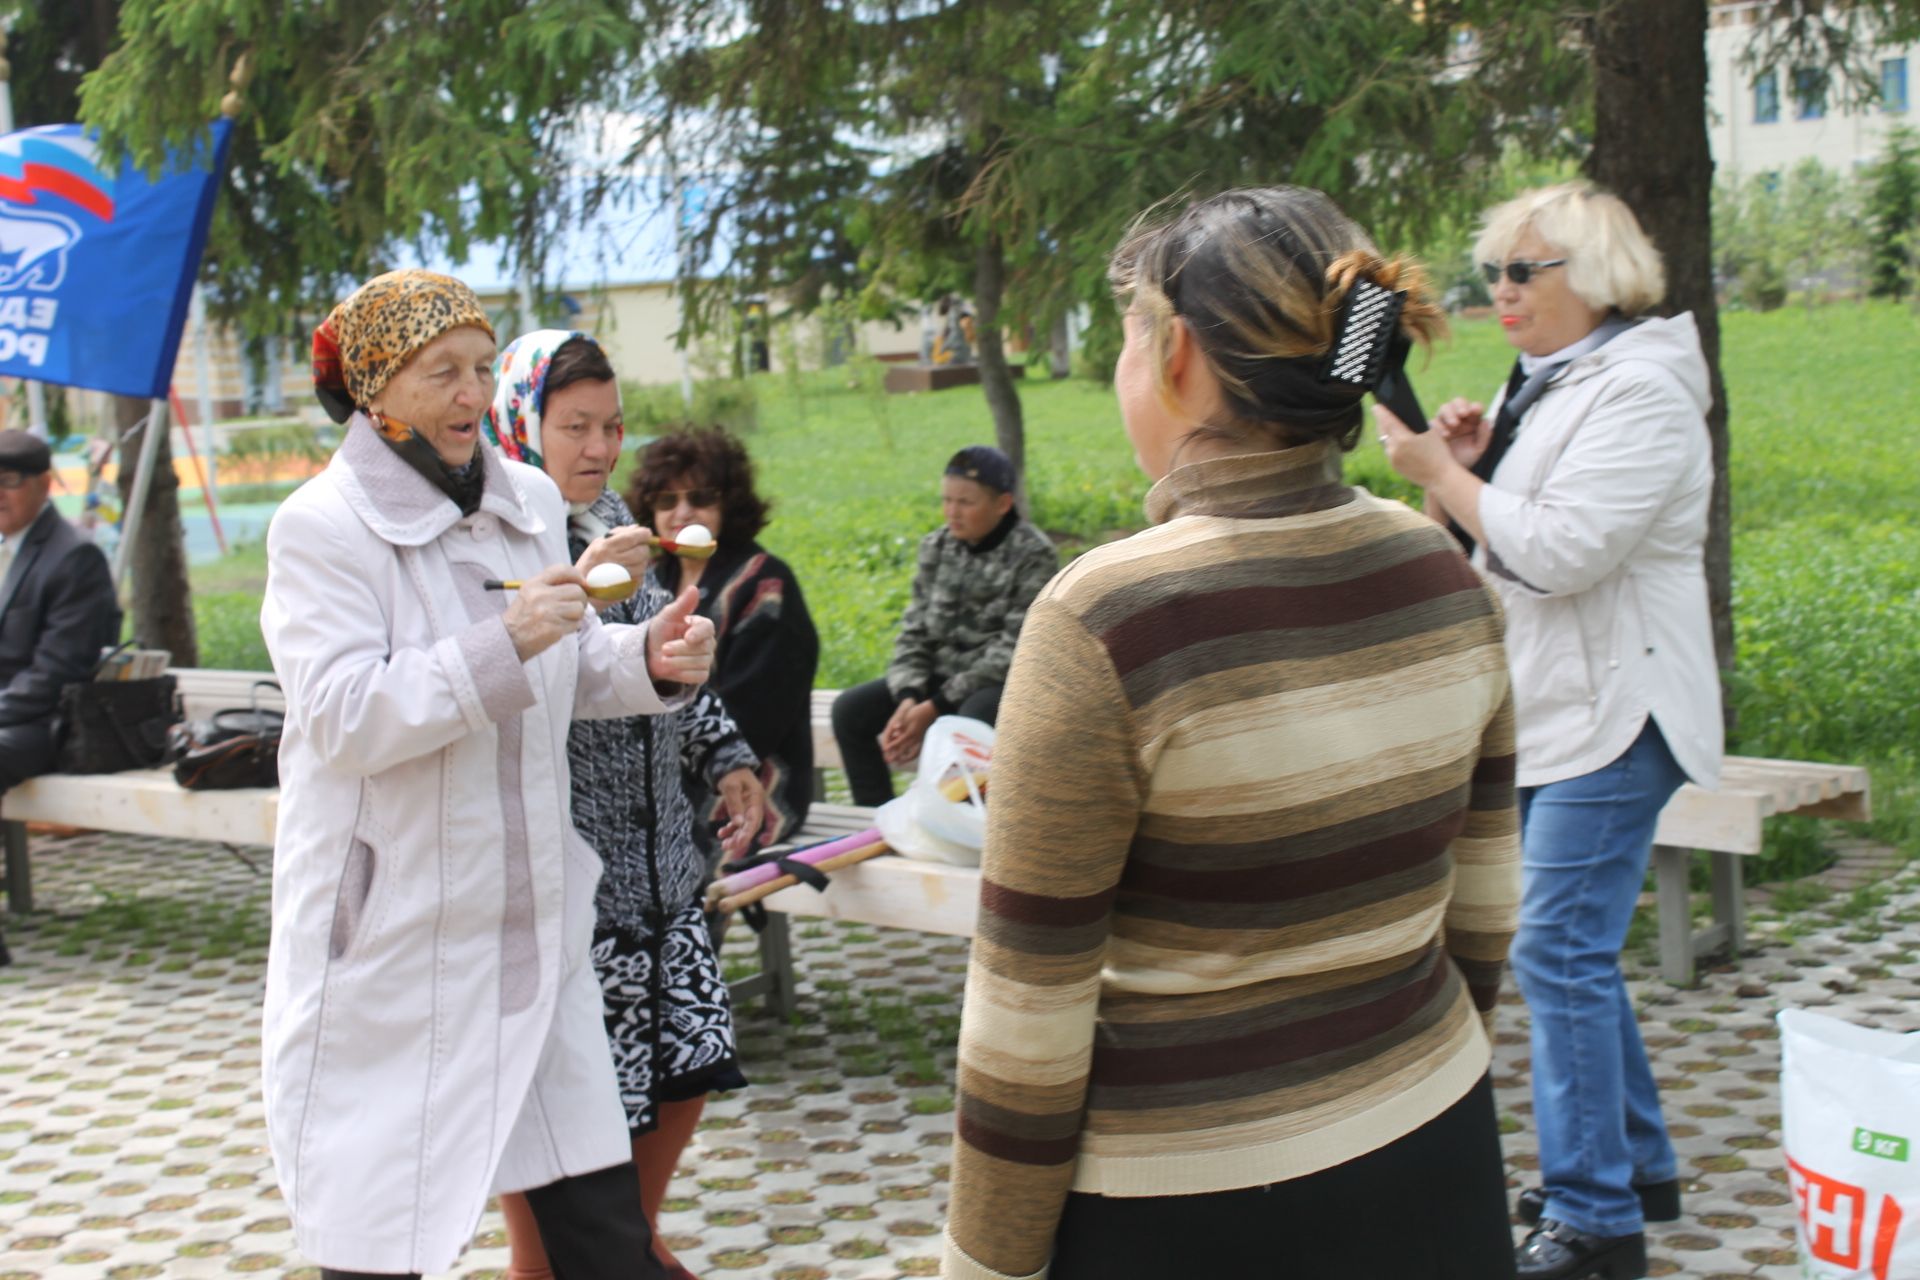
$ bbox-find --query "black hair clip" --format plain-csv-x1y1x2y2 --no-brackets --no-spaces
1320,277,1427,433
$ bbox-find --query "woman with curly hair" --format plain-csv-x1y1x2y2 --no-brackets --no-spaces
632,429,820,847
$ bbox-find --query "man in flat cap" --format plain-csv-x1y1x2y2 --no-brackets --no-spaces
0,428,121,829
831,444,1058,805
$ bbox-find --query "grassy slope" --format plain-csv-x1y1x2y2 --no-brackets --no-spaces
192,304,1920,864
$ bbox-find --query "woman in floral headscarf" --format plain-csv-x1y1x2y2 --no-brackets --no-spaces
262,271,717,1280
485,330,765,1280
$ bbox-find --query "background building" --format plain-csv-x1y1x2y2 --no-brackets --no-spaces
1709,0,1916,179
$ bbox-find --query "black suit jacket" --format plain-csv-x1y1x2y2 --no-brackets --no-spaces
0,501,121,729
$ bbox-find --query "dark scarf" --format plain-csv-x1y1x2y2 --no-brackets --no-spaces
383,430,487,517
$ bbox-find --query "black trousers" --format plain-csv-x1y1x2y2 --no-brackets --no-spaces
0,719,55,792
319,1161,665,1280
830,676,1003,807
1050,1075,1516,1280
0,720,47,968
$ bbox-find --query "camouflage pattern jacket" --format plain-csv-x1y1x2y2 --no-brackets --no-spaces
885,512,1060,710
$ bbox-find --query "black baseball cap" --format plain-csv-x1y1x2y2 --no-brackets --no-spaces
0,431,51,477
944,445,1014,495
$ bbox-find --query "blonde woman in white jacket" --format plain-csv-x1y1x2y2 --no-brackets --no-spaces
1379,183,1723,1280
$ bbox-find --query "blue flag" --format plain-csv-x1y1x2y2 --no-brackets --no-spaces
0,120,230,400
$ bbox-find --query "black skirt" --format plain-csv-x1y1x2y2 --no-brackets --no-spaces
590,903,748,1134
1050,1074,1515,1280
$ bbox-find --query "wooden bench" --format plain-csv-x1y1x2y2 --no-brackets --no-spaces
2,676,1875,996
4,674,804,914
2,671,283,913
1651,757,1871,985
732,760,1875,1010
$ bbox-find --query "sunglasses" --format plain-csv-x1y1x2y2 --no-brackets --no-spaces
0,471,36,491
1481,259,1568,286
651,487,720,510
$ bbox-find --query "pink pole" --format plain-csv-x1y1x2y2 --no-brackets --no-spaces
712,826,884,897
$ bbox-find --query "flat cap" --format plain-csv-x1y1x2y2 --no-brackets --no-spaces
0,430,52,476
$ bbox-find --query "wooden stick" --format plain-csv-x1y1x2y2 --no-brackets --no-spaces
938,771,989,803
714,839,890,914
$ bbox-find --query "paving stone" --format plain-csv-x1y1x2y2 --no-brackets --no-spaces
10,829,1920,1277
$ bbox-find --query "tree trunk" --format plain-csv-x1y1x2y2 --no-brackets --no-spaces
972,234,1028,505
113,394,200,665
1586,0,1735,717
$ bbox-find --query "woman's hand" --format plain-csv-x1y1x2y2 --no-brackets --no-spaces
1433,398,1493,469
1378,405,1489,545
1376,404,1464,490
880,698,939,766
576,525,653,585
715,767,769,860
645,586,716,686
503,565,591,662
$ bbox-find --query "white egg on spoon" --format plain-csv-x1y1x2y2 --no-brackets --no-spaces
583,561,637,602
655,523,716,558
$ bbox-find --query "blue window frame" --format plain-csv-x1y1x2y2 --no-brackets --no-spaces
1883,58,1910,114
1754,69,1780,123
1794,66,1827,120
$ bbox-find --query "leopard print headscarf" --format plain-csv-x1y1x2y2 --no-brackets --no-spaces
311,270,495,427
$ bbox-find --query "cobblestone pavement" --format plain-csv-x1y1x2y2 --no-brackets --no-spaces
1,830,1915,1279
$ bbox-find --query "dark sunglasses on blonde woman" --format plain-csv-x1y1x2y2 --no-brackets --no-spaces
1482,259,1568,286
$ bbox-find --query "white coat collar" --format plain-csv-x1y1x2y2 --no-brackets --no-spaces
333,412,547,547
1545,312,1711,414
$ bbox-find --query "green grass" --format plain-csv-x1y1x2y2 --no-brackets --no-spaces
189,304,1920,878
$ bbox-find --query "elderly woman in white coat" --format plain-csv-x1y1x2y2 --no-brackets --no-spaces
260,270,712,1280
1379,182,1723,1280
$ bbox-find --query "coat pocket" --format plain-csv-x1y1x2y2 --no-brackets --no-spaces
328,837,379,960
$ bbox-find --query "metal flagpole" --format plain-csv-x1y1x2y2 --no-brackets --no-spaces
0,27,49,440
190,287,217,497
112,398,169,590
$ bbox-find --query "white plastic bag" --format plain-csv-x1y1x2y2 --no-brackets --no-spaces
875,715,994,867
1779,1008,1920,1279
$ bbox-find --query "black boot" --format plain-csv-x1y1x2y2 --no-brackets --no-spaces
1516,1219,1648,1280
1516,1178,1681,1225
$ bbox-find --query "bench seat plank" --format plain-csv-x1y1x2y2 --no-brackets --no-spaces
756,802,979,939
4,769,278,848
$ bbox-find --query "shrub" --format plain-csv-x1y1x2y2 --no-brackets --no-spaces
621,377,760,438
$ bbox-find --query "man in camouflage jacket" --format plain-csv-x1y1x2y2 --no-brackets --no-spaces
831,446,1059,806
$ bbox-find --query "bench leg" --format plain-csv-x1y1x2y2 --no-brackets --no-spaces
756,911,798,1022
1708,851,1746,962
3,820,29,915
1654,844,1695,987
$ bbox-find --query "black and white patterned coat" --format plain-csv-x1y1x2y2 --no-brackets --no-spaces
567,490,759,938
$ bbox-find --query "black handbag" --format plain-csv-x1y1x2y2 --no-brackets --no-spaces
54,669,180,774
165,682,283,791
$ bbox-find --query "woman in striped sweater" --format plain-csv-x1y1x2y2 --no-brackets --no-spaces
941,187,1523,1280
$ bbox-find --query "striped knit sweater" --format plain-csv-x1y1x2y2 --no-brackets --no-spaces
942,443,1519,1280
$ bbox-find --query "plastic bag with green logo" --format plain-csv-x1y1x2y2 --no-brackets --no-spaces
1779,1009,1920,1279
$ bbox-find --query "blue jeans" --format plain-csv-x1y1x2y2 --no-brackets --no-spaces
1512,720,1686,1238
